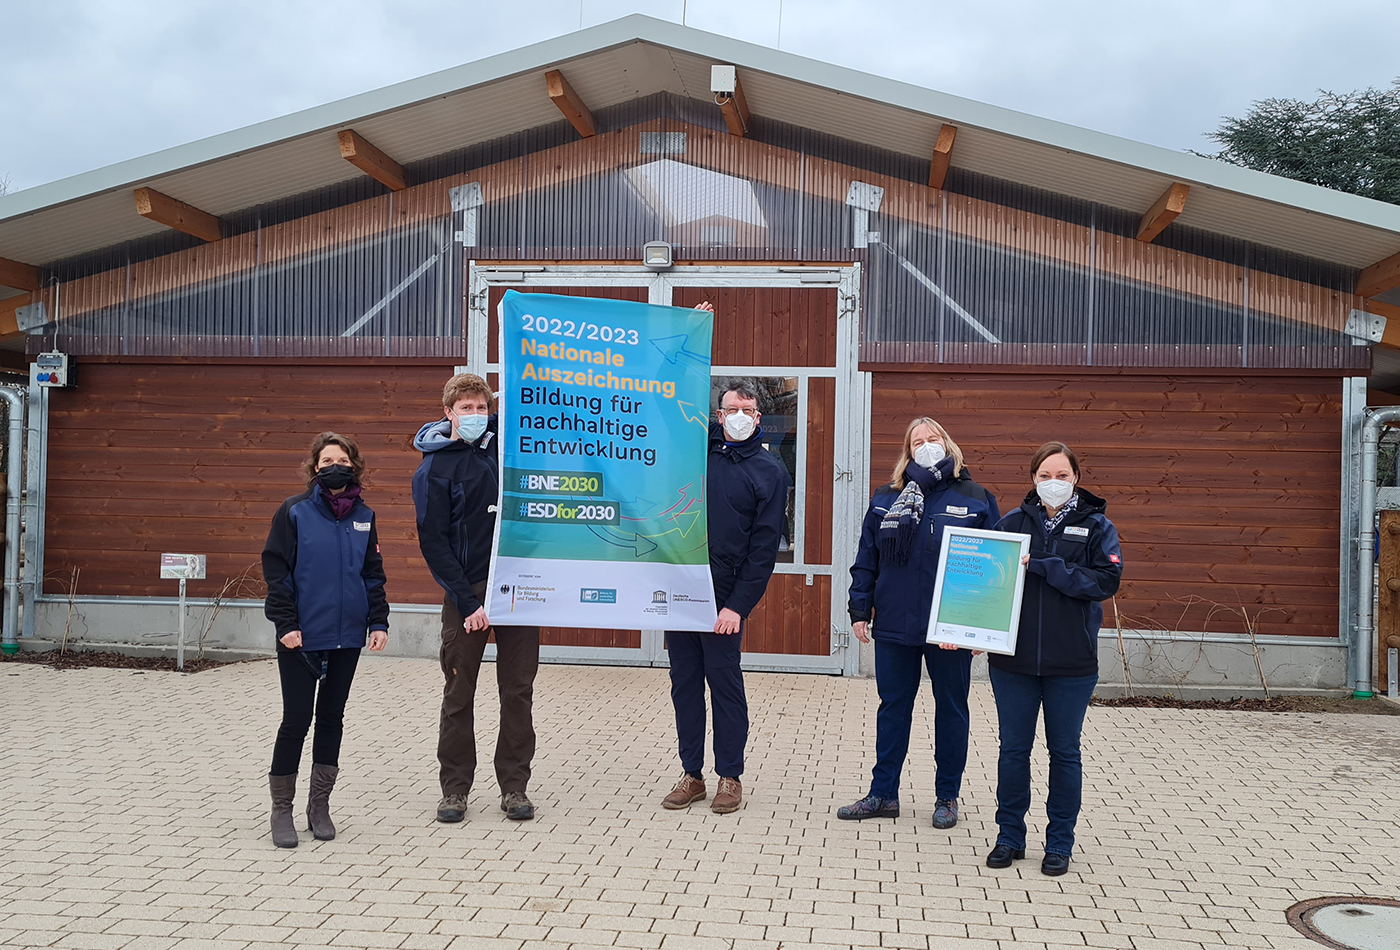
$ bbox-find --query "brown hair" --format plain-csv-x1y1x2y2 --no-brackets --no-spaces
890,417,965,489
442,373,495,411
1030,441,1080,479
300,432,367,487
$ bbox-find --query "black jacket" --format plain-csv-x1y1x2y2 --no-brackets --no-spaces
707,422,790,617
848,467,1001,646
992,488,1123,677
261,485,389,650
411,416,499,617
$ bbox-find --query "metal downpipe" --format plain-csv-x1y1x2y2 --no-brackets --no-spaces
1355,406,1400,697
0,386,26,655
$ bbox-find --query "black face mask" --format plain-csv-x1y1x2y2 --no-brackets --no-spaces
316,464,354,491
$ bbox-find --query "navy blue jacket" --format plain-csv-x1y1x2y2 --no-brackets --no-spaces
849,467,1001,646
262,485,389,650
992,488,1123,678
411,416,500,618
707,422,790,617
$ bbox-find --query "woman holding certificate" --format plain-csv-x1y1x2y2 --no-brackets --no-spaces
838,418,1000,827
986,441,1122,876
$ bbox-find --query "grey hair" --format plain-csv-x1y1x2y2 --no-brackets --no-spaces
716,379,761,409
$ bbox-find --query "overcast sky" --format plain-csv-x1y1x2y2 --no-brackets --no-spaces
3,0,1399,195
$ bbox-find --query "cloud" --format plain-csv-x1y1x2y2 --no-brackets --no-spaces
2,0,1398,193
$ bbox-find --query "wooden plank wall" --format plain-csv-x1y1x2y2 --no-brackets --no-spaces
868,370,1343,639
44,361,458,609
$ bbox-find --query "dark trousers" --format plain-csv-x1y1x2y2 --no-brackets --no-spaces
989,666,1098,856
438,583,540,797
270,647,361,776
666,626,747,779
870,639,972,801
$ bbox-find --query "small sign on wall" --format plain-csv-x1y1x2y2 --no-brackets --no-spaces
160,554,206,580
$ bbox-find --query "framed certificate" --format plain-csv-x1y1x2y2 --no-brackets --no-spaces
925,526,1031,655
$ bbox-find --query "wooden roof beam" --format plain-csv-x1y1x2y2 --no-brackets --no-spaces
1358,249,1400,299
546,69,595,138
717,74,751,137
134,187,222,243
338,129,407,191
1136,182,1189,243
927,124,957,190
0,256,40,292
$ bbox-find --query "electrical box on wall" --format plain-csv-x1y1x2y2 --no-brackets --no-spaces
32,351,73,388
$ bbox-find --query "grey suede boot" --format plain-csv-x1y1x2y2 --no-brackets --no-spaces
306,764,339,841
269,773,299,848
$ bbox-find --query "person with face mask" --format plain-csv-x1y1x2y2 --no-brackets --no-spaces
838,417,1000,828
261,432,389,848
659,373,789,815
411,373,542,824
985,441,1122,877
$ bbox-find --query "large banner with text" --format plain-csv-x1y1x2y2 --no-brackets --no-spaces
486,290,717,631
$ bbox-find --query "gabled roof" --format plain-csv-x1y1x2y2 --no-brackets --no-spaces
2,13,1399,292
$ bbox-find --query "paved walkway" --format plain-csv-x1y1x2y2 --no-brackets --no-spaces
1,657,1398,950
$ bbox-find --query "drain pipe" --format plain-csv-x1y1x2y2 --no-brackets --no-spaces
1356,407,1400,697
0,386,25,655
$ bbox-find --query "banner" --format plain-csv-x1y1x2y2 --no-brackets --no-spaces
925,527,1031,655
486,290,717,631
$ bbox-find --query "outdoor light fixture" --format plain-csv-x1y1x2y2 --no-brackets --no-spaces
642,241,674,270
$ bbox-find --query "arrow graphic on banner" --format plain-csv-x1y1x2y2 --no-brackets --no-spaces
651,334,709,377
585,524,659,558
676,400,710,431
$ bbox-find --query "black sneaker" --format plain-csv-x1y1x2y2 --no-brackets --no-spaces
501,791,535,821
836,795,900,820
932,798,959,829
436,794,468,823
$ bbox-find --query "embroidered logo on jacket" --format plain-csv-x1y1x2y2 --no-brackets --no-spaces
1109,553,1120,564
353,521,371,532
1064,525,1090,537
944,506,969,516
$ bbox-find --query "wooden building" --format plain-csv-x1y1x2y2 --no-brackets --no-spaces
2,16,1399,686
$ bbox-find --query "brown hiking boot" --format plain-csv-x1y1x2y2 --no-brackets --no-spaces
711,777,742,814
661,773,706,809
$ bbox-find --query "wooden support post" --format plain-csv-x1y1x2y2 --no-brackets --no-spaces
718,75,751,137
927,124,957,190
546,69,595,138
133,187,223,243
1136,182,1190,244
338,129,407,191
0,257,40,292
1357,249,1400,299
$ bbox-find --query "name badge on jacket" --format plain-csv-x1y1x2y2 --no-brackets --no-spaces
944,505,969,516
1063,525,1089,537
353,521,372,532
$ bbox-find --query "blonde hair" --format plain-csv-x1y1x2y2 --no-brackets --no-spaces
890,417,965,489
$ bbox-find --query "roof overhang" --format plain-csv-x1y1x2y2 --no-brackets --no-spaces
2,13,1400,290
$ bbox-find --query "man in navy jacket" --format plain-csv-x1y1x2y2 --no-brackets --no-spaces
662,377,789,815
412,373,541,824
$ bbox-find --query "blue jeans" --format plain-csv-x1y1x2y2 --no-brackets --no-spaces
869,640,972,801
989,666,1098,856
666,627,747,778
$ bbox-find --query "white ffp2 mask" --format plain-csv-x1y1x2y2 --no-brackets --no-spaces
913,442,945,469
723,412,755,441
1036,479,1075,509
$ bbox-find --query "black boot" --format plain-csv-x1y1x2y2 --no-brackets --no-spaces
269,773,298,848
306,764,339,841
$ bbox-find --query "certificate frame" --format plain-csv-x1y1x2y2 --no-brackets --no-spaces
925,526,1032,655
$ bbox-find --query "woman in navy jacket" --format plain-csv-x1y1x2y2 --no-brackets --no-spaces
986,441,1122,876
261,432,389,848
837,417,999,826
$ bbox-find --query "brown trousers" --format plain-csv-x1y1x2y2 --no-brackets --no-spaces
437,581,540,796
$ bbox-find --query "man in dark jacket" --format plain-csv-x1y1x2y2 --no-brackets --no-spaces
661,378,789,815
412,373,540,823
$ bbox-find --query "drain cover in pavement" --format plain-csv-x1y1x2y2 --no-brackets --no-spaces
1287,897,1400,950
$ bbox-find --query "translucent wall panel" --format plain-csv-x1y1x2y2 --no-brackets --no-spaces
42,93,1363,370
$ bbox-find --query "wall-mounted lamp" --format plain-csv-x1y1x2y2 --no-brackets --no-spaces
642,241,674,270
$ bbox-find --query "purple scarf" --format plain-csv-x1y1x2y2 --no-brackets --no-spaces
322,483,362,520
